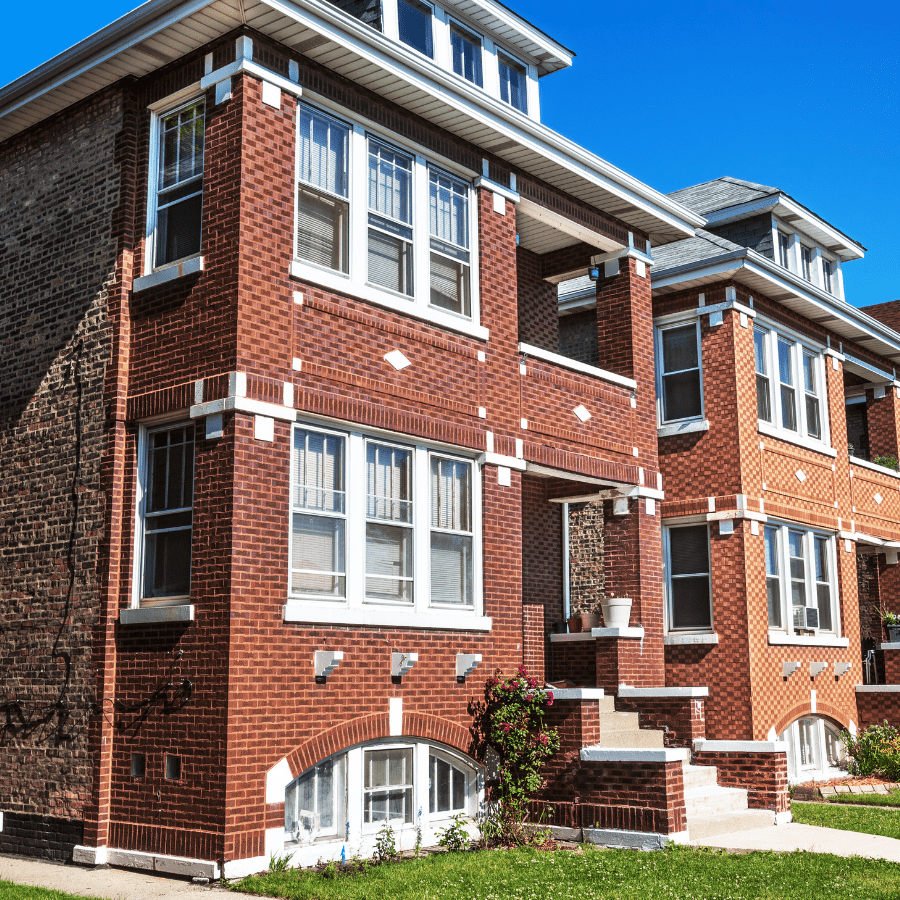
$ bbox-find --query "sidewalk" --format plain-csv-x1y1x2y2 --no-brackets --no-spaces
688,822,900,862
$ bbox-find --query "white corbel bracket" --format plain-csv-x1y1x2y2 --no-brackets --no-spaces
391,652,418,679
834,662,852,677
456,653,482,682
810,662,828,679
314,650,344,683
782,661,800,679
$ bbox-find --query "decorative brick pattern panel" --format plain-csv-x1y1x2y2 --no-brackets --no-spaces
857,690,900,729
692,750,789,814
517,247,558,353
615,696,706,749
568,501,605,617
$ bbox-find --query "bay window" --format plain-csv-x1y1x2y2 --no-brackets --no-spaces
292,103,479,333
289,423,480,618
753,324,829,449
765,523,837,635
656,321,703,424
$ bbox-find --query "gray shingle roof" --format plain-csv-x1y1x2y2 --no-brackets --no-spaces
651,229,744,272
667,176,780,216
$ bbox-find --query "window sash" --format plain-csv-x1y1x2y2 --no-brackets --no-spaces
450,24,483,86
498,53,527,112
665,525,712,632
398,0,433,57
658,322,702,423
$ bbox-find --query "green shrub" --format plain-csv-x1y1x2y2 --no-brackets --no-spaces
842,721,900,779
874,455,900,471
437,814,471,852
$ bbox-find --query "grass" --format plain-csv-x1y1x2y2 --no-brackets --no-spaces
230,844,900,900
0,884,106,900
792,800,900,840
826,788,900,807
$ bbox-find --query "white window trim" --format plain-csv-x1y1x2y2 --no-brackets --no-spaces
662,523,713,635
281,740,482,861
144,95,206,277
290,98,486,341
754,320,831,452
765,520,839,639
286,420,485,628
779,717,846,783
655,319,704,427
131,420,195,610
772,215,843,299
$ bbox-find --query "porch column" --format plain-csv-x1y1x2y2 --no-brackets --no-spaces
867,386,900,463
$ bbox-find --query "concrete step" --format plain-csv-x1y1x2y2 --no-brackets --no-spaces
596,711,642,731
590,728,665,749
685,785,750,818
681,764,720,791
597,696,616,714
686,809,775,842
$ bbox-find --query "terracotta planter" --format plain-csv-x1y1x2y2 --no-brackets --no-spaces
567,615,583,634
580,612,601,631
601,596,632,630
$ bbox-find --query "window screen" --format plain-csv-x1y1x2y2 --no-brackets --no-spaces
660,324,701,422
364,748,414,823
429,752,467,814
667,525,711,630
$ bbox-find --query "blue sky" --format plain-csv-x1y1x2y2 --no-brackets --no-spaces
2,0,897,305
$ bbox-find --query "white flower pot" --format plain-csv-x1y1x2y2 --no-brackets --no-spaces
601,597,632,630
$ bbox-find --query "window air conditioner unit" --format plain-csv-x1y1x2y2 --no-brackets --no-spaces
793,606,819,630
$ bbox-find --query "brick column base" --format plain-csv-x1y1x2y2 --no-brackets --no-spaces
692,750,789,813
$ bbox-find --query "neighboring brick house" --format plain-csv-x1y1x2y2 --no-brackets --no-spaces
0,0,742,874
562,176,900,785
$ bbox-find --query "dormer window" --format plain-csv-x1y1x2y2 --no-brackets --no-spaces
777,231,791,270
822,258,833,293
801,245,812,282
398,0,433,57
498,53,527,113
450,22,483,87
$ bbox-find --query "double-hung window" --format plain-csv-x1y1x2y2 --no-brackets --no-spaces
398,0,433,57
450,22,483,86
289,423,480,621
801,245,813,281
296,105,350,273
753,324,829,449
764,523,836,635
498,53,527,113
152,99,205,269
139,423,195,605
292,103,479,333
656,321,703,424
664,524,712,632
777,231,791,270
822,258,833,293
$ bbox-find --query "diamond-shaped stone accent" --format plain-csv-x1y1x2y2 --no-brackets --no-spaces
384,350,411,370
573,404,591,423
795,469,806,482
875,493,884,505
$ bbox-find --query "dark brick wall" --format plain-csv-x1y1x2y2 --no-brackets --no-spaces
0,811,84,861
0,87,124,836
559,309,598,367
517,247,558,353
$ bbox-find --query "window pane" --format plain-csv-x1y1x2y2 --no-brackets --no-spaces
160,101,205,189
767,578,782,628
366,523,414,602
754,330,768,375
662,325,698,373
780,384,797,431
451,25,482,85
298,106,348,197
815,537,833,631
367,443,412,523
431,457,471,531
296,188,349,273
291,514,345,596
294,430,345,513
756,375,771,422
430,252,470,316
369,141,412,223
806,395,821,440
669,526,709,576
144,528,192,598
156,193,203,266
368,227,414,295
663,370,702,421
365,749,413,824
778,339,793,385
398,0,433,57
431,532,473,605
498,54,527,112
671,576,711,630
430,169,468,249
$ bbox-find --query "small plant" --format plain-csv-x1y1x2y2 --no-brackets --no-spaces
842,721,900,780
320,859,338,879
437,814,471,852
874,455,900,471
373,822,398,864
267,850,294,874
414,807,423,857
882,609,900,626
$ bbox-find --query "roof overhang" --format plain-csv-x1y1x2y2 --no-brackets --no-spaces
651,248,900,367
0,0,702,246
703,193,865,261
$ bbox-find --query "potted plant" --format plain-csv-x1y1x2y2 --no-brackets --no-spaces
882,609,900,643
601,596,633,630
567,614,582,634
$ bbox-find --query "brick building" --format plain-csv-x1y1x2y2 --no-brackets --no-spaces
562,176,900,786
4,0,897,877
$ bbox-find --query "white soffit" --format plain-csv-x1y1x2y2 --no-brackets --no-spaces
652,250,900,367
0,0,701,246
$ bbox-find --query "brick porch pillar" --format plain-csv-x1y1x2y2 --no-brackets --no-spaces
867,387,900,463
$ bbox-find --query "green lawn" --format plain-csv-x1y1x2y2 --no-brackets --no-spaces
792,800,900,839
826,789,900,807
231,844,900,900
0,884,105,900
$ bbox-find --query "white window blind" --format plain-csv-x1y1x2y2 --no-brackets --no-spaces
429,168,471,317
430,457,473,606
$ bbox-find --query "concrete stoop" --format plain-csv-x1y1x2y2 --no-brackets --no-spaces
682,762,775,840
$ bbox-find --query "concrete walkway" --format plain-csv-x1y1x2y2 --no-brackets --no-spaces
688,822,900,862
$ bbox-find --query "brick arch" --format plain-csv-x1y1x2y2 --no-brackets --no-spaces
284,712,475,779
771,702,848,738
